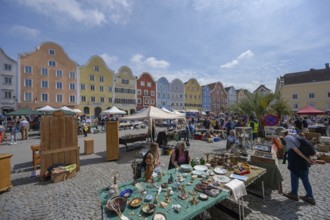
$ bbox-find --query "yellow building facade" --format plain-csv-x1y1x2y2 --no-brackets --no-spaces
276,64,330,112
184,78,202,111
114,66,136,114
79,55,114,117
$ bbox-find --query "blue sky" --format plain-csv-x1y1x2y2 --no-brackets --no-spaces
1,0,330,92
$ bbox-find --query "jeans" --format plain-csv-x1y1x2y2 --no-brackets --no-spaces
290,169,313,198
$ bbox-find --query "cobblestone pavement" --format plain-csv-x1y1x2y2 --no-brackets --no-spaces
0,128,330,220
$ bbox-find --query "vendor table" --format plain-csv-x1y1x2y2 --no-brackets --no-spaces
119,133,150,149
98,169,229,220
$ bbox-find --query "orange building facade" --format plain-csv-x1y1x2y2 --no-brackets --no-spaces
18,42,78,110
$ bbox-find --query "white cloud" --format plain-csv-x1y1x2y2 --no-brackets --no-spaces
18,0,132,26
220,60,239,69
10,25,40,38
100,53,118,68
220,50,254,69
130,54,170,70
238,50,254,59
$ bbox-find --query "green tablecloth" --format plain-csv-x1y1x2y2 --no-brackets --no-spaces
99,169,229,220
249,160,283,190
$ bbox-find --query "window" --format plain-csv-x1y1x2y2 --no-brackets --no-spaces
24,66,32,73
56,70,63,77
137,89,141,95
24,79,32,87
90,75,95,81
147,82,151,87
328,92,330,98
80,84,85,90
309,103,315,107
24,92,32,101
48,49,55,55
56,94,63,102
4,91,12,98
309,93,315,98
100,97,104,103
108,86,112,92
41,93,48,101
140,81,145,86
56,82,62,89
94,66,99,71
151,91,155,96
145,98,149,104
91,96,96,102
69,72,75,78
151,99,154,104
122,79,129,84
4,64,11,71
100,76,104,82
81,96,86,102
69,83,75,90
100,86,104,92
90,85,95,91
108,97,112,103
48,60,56,67
292,103,298,109
144,90,148,96
138,98,142,104
292,94,298,99
69,95,75,103
84,107,90,114
41,80,48,88
4,77,12,84
41,68,48,75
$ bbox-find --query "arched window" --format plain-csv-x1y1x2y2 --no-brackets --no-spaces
84,107,90,114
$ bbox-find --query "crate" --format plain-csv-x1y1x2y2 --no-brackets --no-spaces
304,132,321,141
84,138,94,155
51,168,76,183
251,150,276,164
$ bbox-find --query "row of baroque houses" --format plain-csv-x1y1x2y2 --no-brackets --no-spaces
0,41,254,116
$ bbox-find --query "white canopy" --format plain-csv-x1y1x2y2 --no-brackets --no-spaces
120,106,185,121
71,109,82,113
173,110,185,116
60,106,73,111
103,106,127,115
36,105,57,112
161,107,172,113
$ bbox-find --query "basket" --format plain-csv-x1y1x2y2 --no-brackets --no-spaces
316,144,329,153
51,167,76,183
318,154,330,163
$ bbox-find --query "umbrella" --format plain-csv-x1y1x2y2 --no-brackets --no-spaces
36,105,57,112
5,108,43,116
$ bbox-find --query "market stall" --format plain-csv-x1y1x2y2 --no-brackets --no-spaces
98,161,266,220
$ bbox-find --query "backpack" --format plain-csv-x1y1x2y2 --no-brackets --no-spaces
295,136,316,157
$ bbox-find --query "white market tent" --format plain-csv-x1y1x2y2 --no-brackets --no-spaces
161,107,173,114
60,106,73,112
103,106,127,115
36,105,57,112
173,110,186,116
120,106,185,121
72,109,82,113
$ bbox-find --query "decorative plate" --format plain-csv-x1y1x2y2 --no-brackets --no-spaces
192,170,205,176
214,167,227,175
129,197,142,208
180,164,192,171
119,189,133,198
194,165,208,172
213,175,231,183
199,193,208,201
153,212,167,220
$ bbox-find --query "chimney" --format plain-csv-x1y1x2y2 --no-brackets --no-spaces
326,63,329,69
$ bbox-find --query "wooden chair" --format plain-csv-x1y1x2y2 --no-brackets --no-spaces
31,145,41,170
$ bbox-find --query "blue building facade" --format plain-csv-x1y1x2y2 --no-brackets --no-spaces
202,85,211,112
156,77,171,110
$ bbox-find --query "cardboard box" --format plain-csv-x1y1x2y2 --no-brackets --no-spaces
251,150,276,165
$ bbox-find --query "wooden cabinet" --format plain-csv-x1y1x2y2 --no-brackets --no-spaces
0,154,13,192
106,121,119,161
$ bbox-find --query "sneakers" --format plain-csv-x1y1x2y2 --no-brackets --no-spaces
300,196,316,205
283,192,299,201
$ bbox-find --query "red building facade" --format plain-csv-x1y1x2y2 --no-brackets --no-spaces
136,72,156,110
